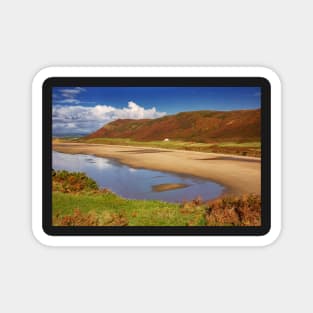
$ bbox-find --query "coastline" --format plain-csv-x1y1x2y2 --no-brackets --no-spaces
53,143,261,196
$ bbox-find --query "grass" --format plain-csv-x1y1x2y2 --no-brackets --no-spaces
52,169,204,226
53,191,206,226
57,137,261,157
217,142,261,148
52,170,261,227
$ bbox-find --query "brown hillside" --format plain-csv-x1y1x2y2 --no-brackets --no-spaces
85,109,260,143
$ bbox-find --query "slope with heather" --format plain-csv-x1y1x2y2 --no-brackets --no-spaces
85,109,260,143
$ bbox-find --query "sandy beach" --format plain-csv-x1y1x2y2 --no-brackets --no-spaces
53,143,261,195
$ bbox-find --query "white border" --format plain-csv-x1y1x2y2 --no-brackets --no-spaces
32,67,281,247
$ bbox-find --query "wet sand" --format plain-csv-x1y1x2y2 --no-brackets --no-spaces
53,143,261,195
152,183,190,192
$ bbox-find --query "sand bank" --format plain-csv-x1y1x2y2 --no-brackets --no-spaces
53,143,261,195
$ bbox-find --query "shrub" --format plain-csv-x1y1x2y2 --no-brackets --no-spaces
205,194,261,226
52,170,99,193
53,208,128,226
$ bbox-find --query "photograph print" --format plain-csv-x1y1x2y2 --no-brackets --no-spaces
51,86,262,227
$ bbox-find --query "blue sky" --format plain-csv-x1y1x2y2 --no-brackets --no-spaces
52,86,261,136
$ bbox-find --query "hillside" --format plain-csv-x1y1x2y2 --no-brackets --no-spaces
85,109,260,143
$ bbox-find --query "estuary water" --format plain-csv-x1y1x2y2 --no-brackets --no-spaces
52,151,224,202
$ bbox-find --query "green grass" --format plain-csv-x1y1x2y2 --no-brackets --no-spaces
52,169,206,226
217,141,261,148
72,137,261,157
52,170,261,227
80,137,198,148
53,191,206,226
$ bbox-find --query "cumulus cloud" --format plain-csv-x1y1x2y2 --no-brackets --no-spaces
52,101,166,136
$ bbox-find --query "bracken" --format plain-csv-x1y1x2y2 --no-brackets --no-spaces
53,208,128,226
205,194,261,226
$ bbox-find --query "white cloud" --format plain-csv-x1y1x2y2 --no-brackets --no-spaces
52,101,166,136
58,99,81,104
59,87,86,98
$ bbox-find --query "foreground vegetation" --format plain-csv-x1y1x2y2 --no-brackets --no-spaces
55,137,261,157
52,170,261,226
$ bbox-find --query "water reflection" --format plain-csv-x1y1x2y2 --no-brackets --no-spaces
52,151,224,202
